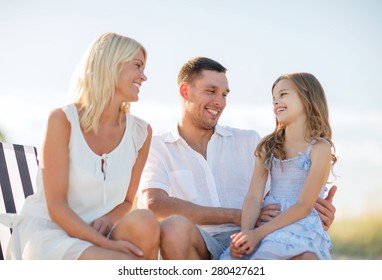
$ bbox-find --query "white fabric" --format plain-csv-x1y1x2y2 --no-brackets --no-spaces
138,124,263,234
7,103,148,259
0,143,38,260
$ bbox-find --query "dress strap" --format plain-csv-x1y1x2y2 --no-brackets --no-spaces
264,154,274,171
62,103,77,121
305,139,317,157
296,140,316,170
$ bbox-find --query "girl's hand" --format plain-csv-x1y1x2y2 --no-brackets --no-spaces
230,241,244,258
229,233,244,258
91,216,114,236
230,230,262,257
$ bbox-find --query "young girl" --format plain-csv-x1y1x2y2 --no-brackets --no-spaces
221,72,337,260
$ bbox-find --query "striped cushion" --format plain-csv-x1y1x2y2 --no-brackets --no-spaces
0,142,38,260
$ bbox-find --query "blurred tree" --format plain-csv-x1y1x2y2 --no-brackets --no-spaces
0,129,6,142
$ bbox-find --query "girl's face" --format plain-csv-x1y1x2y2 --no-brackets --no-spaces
115,49,147,102
272,78,306,126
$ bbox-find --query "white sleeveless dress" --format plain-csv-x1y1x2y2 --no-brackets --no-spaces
6,104,148,259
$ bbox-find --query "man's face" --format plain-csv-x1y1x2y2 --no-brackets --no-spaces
184,70,230,130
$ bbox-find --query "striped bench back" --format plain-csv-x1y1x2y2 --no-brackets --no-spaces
0,142,38,260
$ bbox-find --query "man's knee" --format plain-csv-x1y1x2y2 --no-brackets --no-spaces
160,215,207,259
160,215,194,241
160,215,198,246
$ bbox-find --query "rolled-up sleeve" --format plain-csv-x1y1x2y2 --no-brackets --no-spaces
137,136,169,208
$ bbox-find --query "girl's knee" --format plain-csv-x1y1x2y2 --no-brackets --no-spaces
301,252,318,260
292,252,318,260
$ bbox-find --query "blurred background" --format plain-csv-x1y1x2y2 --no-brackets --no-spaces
0,0,381,259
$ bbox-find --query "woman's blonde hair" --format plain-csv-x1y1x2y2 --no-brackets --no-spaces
256,72,337,166
72,32,146,133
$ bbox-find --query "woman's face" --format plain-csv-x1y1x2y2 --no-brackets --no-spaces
115,49,147,102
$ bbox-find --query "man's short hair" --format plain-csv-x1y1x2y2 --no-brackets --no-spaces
177,57,227,86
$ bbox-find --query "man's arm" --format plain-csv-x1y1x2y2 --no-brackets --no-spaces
142,188,241,226
255,185,337,230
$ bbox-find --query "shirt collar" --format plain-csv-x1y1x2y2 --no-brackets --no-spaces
214,124,233,137
163,124,232,143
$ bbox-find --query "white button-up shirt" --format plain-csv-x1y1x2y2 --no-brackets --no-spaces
138,124,262,234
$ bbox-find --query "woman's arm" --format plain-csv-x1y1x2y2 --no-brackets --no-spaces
96,124,153,228
42,109,110,248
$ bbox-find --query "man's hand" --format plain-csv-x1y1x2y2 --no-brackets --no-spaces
255,204,281,227
315,185,337,231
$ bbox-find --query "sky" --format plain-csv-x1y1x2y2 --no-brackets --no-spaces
0,0,381,219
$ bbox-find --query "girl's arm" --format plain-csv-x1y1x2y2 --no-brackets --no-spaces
241,155,269,231
230,153,268,257
255,140,332,240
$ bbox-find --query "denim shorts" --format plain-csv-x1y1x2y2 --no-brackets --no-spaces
198,227,240,260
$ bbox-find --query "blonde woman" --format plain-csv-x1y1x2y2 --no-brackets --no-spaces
221,72,337,260
7,32,159,260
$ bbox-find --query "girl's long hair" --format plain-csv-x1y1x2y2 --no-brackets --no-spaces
256,72,337,167
72,32,146,134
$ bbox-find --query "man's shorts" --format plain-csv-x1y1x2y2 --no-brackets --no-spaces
198,227,240,260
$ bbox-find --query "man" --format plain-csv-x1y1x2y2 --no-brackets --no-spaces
137,57,336,260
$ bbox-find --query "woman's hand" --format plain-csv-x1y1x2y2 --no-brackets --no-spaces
104,239,144,259
91,216,114,236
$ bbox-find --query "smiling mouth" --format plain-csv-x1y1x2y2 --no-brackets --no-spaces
133,82,141,89
206,108,219,116
276,107,286,113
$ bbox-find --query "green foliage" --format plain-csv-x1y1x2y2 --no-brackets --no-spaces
0,130,6,142
329,215,382,259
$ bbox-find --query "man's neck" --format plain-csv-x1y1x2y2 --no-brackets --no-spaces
178,122,215,159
